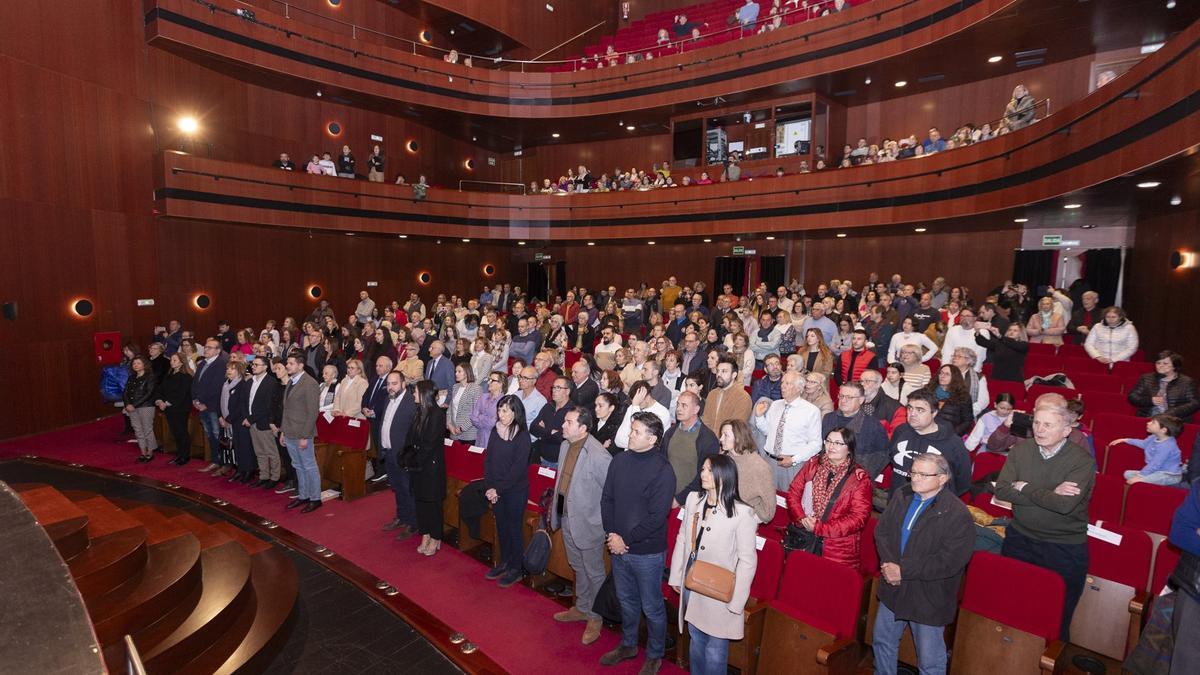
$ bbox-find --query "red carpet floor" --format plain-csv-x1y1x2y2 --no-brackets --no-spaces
0,416,685,674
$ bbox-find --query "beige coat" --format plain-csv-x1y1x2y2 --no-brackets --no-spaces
668,492,759,640
332,374,368,418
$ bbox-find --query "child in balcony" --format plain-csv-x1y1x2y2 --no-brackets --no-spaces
1112,414,1184,486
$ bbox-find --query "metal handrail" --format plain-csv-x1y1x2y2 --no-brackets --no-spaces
219,0,865,71
527,20,609,62
125,636,147,675
458,180,527,194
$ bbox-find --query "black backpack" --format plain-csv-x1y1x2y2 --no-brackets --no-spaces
522,487,555,575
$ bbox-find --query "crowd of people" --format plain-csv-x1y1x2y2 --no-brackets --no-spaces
117,271,1199,674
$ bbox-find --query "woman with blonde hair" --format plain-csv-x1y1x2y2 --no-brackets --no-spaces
332,358,368,417
1026,296,1066,345
801,371,835,416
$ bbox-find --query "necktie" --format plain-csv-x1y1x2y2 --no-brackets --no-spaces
427,358,436,379
773,402,790,454
195,359,208,381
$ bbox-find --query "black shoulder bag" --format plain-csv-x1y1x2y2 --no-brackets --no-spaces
782,469,853,555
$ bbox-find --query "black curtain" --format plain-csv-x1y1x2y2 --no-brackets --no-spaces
1011,250,1056,295
714,257,747,296
1081,248,1122,308
527,263,549,303
554,260,567,301
759,256,785,292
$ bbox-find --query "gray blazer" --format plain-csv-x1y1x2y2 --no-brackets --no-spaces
549,434,612,549
448,382,482,442
281,372,320,440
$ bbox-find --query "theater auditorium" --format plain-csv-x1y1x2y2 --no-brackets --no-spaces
2,0,1200,673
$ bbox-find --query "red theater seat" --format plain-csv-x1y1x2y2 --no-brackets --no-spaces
758,551,863,672
1122,482,1187,536
1089,474,1126,524
952,552,1065,673
1067,372,1125,394
1069,522,1153,659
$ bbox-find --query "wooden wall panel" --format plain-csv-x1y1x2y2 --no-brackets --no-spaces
1126,204,1200,370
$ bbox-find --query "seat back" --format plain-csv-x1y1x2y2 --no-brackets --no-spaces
1068,522,1153,659
1092,414,1149,451
1123,482,1187,535
750,536,785,601
1112,361,1154,379
1023,355,1066,379
1062,356,1111,376
1026,384,1079,406
774,550,863,640
1080,390,1136,417
526,465,558,511
859,516,879,578
1058,343,1089,359
1025,342,1057,356
1067,372,1124,394
987,379,1028,410
971,452,1007,483
960,551,1064,643
1088,474,1126,524
1151,539,1182,595
1102,442,1145,477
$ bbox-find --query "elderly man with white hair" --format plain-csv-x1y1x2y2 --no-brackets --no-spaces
994,394,1095,642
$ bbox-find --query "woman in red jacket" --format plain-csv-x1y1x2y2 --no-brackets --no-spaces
785,426,873,569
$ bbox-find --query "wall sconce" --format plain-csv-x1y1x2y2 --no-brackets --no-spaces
193,294,211,309
309,285,323,298
1171,251,1196,269
71,298,95,318
417,271,432,285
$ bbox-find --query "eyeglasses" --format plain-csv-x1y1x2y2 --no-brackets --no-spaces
551,385,570,391
910,471,943,479
488,378,502,384
823,438,848,446
519,375,536,381
837,393,862,400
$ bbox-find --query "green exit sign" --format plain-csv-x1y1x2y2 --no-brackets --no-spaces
1042,234,1063,246
732,245,746,255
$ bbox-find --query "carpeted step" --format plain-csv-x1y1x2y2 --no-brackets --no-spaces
14,485,91,559
180,548,299,675
135,540,255,674
87,532,203,646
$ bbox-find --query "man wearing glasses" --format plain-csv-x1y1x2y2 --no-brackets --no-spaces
822,382,889,479
886,390,971,497
193,338,230,473
873,453,975,675
939,308,987,371
532,377,573,467
516,366,548,433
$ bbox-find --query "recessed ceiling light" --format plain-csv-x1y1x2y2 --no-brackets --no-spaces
398,234,408,238
626,125,636,131
647,241,656,245
587,242,595,246
864,76,872,85
988,55,1003,63
765,236,776,240
1171,195,1183,206
472,136,477,141
914,227,927,233
551,133,560,138
836,233,847,238
1063,203,1082,209
462,238,471,242
1014,218,1029,223
345,232,355,236
1166,0,1176,9
1137,181,1161,188
894,80,907,88
1080,224,1096,229
703,238,712,242
517,241,526,245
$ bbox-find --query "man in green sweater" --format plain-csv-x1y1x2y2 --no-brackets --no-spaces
994,401,1095,641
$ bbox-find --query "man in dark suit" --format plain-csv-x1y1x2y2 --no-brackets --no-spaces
569,360,599,411
376,371,419,539
361,355,394,481
193,338,230,472
243,358,282,488
424,340,454,396
664,303,692,347
677,332,705,376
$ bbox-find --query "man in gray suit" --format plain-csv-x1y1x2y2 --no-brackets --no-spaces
281,354,323,513
550,406,613,645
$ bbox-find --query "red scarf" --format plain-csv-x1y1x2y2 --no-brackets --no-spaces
811,456,852,517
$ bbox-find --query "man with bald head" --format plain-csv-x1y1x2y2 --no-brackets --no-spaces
532,376,573,467
753,370,822,490
517,365,548,432
800,303,836,344
533,349,559,400
569,360,599,411
362,354,395,481
662,391,720,508
424,339,454,396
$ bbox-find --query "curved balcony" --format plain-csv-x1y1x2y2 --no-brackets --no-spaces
145,0,1015,118
153,16,1200,240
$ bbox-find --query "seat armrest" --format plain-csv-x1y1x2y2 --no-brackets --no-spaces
1128,589,1149,617
1040,639,1065,673
816,638,859,672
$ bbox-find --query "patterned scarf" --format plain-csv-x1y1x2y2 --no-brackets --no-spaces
811,455,852,518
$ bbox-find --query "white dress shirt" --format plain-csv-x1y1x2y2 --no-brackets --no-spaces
752,396,822,462
380,389,407,450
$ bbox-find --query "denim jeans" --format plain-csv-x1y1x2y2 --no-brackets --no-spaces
199,410,221,459
612,551,667,659
871,600,948,675
284,437,321,501
1123,470,1182,486
688,623,730,675
382,447,417,526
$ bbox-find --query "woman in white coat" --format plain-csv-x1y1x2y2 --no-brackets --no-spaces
669,454,758,675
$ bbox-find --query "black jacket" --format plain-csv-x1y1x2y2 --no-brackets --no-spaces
1128,372,1200,422
593,409,625,455
974,332,1028,383
410,407,447,501
660,422,720,504
380,392,418,458
225,379,248,426
875,486,976,626
245,375,281,431
123,373,156,408
531,403,571,463
570,378,599,412
156,371,193,418
566,324,596,354
931,393,974,436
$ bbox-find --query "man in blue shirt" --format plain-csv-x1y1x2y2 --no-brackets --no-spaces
922,128,947,154
873,453,975,675
800,303,837,345
735,0,760,27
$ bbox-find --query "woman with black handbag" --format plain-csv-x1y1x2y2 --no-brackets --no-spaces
407,380,448,557
668,454,758,675
783,426,872,570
